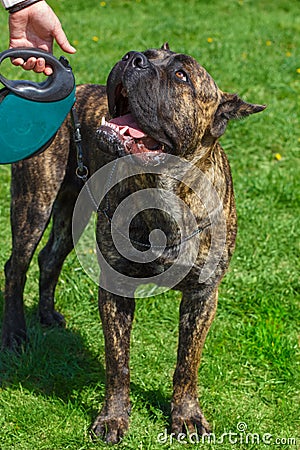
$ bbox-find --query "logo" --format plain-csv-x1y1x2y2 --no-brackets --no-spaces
72,154,226,297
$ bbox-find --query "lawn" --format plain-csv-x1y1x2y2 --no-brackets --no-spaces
0,0,299,449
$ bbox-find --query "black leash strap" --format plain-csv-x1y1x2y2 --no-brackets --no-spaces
71,105,88,181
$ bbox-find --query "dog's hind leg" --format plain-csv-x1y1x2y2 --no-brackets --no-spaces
171,286,218,437
1,156,66,350
38,183,79,326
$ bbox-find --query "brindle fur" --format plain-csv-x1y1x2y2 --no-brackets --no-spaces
1,45,265,444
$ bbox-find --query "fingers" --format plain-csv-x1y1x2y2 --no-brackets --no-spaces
44,65,54,76
11,56,53,75
11,57,25,67
33,58,53,75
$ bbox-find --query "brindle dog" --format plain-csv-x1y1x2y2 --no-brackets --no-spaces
1,44,265,443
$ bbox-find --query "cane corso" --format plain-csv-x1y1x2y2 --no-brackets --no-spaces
1,43,265,443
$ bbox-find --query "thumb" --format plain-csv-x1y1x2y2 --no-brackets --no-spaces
53,26,76,54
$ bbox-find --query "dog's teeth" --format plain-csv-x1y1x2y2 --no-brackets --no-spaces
100,118,122,134
119,126,129,135
110,123,119,131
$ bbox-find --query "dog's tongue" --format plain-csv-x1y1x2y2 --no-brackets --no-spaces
109,113,146,139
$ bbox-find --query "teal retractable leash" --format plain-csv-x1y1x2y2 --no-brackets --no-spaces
0,48,76,164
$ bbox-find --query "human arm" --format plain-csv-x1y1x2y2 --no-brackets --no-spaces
2,0,76,75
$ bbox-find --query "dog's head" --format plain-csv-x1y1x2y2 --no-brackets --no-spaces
97,43,265,164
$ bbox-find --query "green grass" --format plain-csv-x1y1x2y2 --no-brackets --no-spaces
0,0,299,448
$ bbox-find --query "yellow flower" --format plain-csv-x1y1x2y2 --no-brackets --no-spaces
92,36,99,42
100,1,106,6
207,37,213,43
286,51,292,57
274,153,282,161
296,68,300,74
266,40,272,46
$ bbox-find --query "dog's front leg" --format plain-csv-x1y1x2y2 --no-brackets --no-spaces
91,288,135,444
171,287,218,437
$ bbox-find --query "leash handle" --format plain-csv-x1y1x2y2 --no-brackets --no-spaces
0,47,75,102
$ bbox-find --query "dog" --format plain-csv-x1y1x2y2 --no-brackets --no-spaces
1,43,265,443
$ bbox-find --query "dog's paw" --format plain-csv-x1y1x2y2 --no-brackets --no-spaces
39,310,66,328
171,400,211,437
91,407,130,444
1,316,27,351
1,329,27,352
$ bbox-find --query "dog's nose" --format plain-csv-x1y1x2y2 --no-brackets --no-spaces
122,51,149,69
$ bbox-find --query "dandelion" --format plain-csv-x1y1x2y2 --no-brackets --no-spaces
274,153,282,161
266,40,272,46
100,1,106,6
286,51,292,57
296,68,300,74
207,37,213,43
92,36,99,42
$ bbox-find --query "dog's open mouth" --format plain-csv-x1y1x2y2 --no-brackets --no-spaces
101,113,164,156
96,83,166,164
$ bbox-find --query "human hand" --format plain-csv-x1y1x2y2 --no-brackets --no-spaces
8,0,76,75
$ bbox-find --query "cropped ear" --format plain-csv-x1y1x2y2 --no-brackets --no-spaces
211,92,266,138
161,42,170,51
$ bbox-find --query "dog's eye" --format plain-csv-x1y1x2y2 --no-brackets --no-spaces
175,70,188,82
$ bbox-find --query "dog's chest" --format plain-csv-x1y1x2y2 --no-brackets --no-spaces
98,171,212,276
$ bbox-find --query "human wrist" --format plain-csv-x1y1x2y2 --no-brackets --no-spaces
2,0,43,13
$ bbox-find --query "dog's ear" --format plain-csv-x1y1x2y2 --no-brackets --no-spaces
211,93,266,138
161,42,170,51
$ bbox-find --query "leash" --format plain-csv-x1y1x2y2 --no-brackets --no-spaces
71,106,211,251
71,105,89,182
71,104,115,215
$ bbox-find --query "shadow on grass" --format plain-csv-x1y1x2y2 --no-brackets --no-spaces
0,289,104,401
131,382,171,423
0,290,170,427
